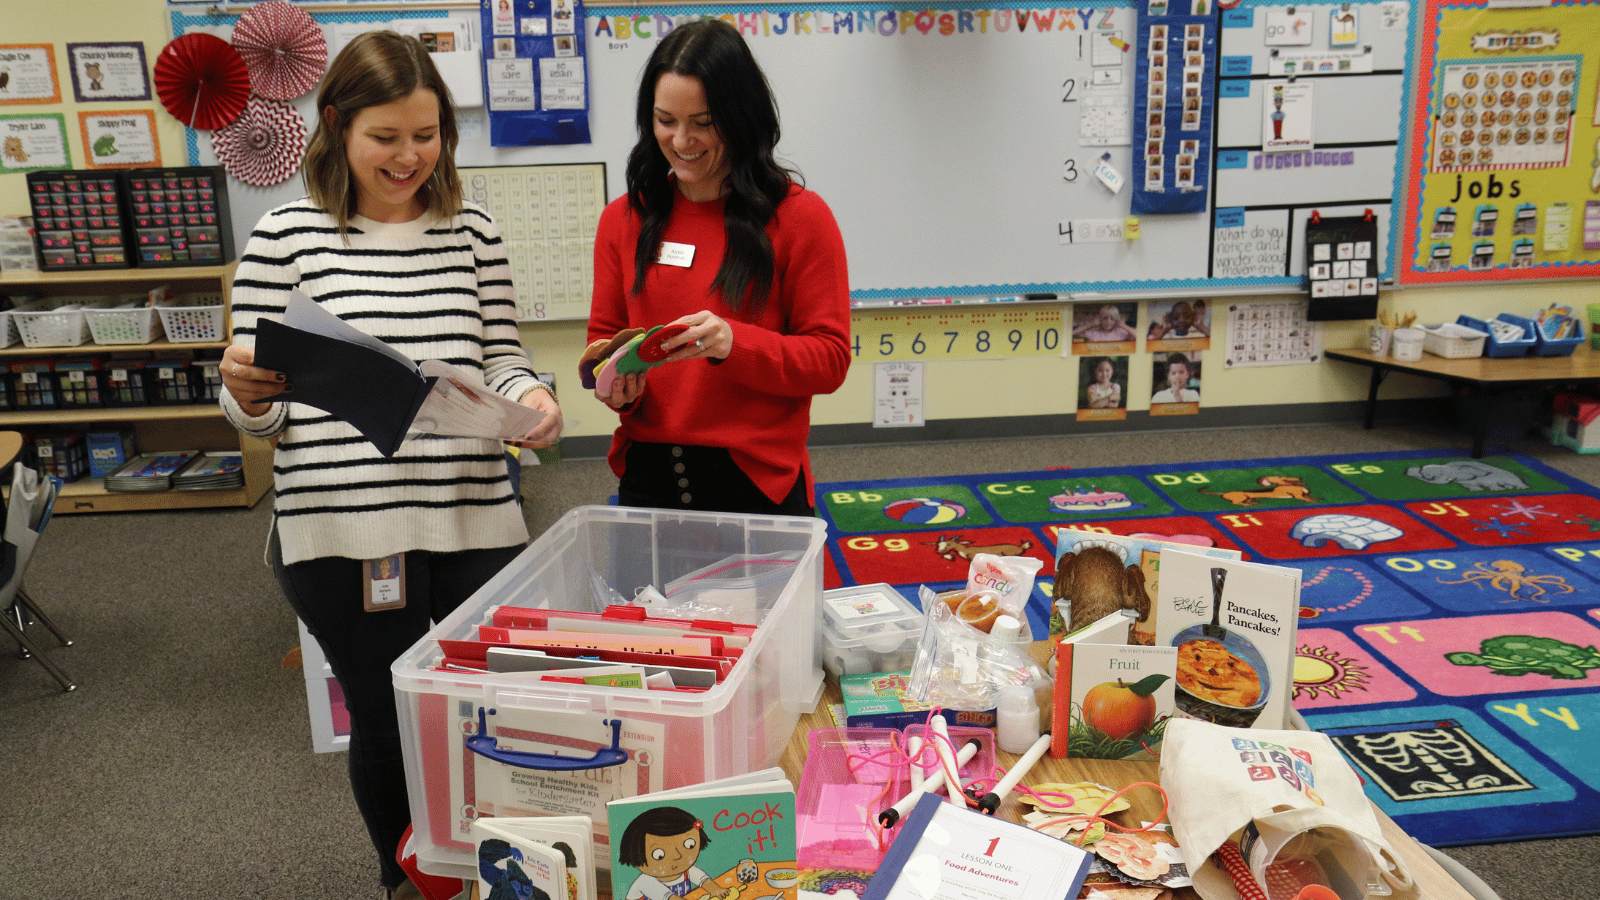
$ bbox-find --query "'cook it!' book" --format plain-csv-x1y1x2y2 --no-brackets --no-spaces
606,767,798,900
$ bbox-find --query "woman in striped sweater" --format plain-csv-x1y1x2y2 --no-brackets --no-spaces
217,32,561,899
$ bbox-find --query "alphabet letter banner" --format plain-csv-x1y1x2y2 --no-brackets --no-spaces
1399,0,1600,284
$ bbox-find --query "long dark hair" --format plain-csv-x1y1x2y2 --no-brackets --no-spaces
302,31,461,234
625,18,798,314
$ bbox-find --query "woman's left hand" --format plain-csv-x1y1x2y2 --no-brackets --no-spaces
510,386,563,449
665,311,733,361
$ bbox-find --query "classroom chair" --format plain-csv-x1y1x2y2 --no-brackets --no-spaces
1,465,74,692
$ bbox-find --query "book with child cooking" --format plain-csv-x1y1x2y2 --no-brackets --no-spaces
605,767,798,900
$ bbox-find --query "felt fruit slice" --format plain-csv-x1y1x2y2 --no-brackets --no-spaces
578,327,645,390
592,334,646,395
1082,674,1169,740
636,323,690,363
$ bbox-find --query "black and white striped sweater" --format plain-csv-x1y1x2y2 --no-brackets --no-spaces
220,199,545,565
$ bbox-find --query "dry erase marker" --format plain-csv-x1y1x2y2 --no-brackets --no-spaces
976,732,1052,814
906,735,924,793
930,716,963,804
877,736,981,827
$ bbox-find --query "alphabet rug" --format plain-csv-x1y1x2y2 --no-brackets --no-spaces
814,448,1600,847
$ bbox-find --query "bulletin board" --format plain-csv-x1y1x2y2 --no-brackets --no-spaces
169,0,1416,318
1210,0,1413,286
1398,0,1600,284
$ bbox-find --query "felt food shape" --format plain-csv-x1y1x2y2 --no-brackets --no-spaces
1022,810,1108,844
582,324,693,394
1091,833,1172,883
1018,781,1131,816
634,322,690,363
578,327,645,390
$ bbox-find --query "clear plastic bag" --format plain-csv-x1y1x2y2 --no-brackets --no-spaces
904,600,1046,710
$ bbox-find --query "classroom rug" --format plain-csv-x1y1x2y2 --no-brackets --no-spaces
814,448,1600,848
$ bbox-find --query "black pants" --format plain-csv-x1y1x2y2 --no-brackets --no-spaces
270,530,524,889
618,442,813,516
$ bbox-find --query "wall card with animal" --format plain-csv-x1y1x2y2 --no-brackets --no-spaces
814,449,1600,848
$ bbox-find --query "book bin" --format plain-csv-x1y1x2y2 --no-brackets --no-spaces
392,505,826,882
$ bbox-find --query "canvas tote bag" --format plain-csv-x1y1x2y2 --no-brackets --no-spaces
1160,719,1415,900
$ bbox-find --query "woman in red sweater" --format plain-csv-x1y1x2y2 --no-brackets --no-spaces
588,18,851,515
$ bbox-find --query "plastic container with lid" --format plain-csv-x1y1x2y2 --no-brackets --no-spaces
820,583,925,679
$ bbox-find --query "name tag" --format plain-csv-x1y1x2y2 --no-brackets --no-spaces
656,241,695,267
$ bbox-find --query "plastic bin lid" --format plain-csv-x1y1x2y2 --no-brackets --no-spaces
821,583,924,651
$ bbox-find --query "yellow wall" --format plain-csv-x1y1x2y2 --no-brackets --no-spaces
8,2,1594,443
0,2,190,217
524,279,1598,440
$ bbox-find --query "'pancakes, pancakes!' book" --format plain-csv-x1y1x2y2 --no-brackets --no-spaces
1153,549,1302,731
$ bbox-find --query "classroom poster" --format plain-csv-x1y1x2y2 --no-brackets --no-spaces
66,43,151,103
1400,0,1600,282
78,110,160,168
1077,354,1129,421
0,113,71,174
0,44,62,104
480,0,591,145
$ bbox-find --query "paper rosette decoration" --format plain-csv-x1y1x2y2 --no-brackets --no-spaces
212,96,307,187
154,32,252,130
231,0,328,101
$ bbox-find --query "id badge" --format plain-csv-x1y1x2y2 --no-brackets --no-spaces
656,241,695,267
363,553,407,612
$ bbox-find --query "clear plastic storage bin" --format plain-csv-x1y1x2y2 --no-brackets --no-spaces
393,505,826,881
820,583,924,679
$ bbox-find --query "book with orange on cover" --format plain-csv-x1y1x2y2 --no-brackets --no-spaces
1051,641,1176,760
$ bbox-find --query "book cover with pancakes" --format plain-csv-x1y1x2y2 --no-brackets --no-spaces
1153,549,1302,731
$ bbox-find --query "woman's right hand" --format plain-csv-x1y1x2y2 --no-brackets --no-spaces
221,344,291,414
598,370,646,411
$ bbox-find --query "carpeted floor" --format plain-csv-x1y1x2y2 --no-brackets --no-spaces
812,447,1600,848
1,421,1595,899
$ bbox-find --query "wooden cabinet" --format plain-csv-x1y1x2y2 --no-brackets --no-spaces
0,262,271,513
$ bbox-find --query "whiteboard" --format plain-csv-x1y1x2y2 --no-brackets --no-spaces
173,0,1415,313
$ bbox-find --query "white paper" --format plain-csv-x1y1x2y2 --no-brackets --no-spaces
415,360,546,441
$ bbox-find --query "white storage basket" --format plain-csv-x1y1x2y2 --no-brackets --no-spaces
1422,322,1488,358
13,297,114,348
86,300,164,345
156,292,226,343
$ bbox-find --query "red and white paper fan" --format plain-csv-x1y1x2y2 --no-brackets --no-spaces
231,0,328,101
212,96,307,187
154,32,252,130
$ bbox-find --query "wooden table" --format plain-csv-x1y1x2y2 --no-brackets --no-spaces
1325,344,1600,457
779,658,1477,900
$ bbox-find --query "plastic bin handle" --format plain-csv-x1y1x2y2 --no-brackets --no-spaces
464,706,629,771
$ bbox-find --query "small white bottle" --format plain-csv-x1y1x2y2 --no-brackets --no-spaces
996,683,1041,754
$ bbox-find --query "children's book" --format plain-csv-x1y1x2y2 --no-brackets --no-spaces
254,289,546,456
862,792,1093,900
606,767,798,900
1052,528,1241,645
1153,548,1302,730
473,814,595,900
1051,641,1176,760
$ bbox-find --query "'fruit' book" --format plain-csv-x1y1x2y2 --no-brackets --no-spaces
605,767,799,900
1051,642,1176,760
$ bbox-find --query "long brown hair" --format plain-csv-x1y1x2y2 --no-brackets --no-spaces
625,19,798,315
302,31,461,234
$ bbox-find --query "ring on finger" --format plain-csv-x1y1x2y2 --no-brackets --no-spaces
694,339,704,350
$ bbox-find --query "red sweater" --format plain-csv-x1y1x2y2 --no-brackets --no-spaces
588,184,852,503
